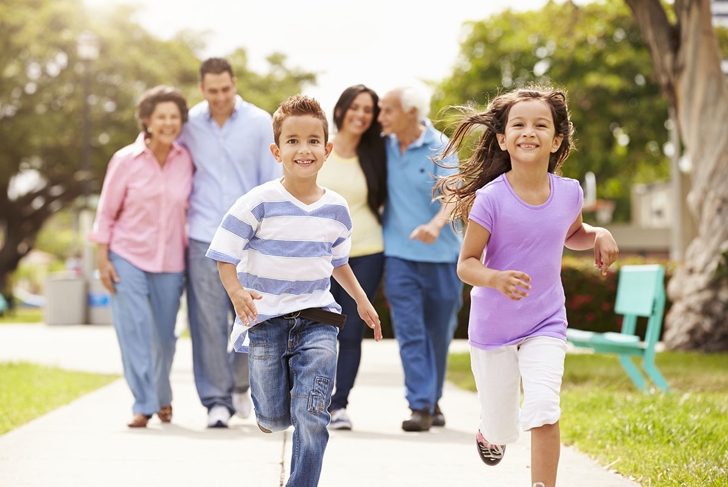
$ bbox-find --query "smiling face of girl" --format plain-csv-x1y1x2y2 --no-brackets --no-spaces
497,99,563,169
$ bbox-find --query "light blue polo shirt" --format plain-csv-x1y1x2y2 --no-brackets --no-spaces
382,120,462,264
180,95,282,243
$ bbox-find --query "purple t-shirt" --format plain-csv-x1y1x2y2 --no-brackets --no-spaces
468,173,583,350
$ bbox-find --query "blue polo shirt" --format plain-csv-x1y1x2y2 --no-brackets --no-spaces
180,95,282,243
382,120,462,264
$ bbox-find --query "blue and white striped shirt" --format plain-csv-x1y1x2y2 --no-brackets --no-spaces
206,179,352,352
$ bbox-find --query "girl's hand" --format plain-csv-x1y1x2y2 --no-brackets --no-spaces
230,288,262,326
493,270,531,300
98,257,120,295
357,301,382,341
593,229,619,275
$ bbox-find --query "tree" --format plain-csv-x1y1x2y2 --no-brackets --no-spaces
624,0,728,351
432,1,674,222
0,0,316,298
227,50,317,115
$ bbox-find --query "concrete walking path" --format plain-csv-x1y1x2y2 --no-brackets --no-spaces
0,324,640,486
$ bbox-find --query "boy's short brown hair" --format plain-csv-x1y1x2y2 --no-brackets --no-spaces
272,94,329,146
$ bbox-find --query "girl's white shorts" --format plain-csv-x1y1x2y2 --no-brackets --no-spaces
470,336,567,445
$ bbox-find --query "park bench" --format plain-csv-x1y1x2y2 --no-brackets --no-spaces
566,264,670,392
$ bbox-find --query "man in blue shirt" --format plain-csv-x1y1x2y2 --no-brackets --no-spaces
378,86,463,432
180,57,281,427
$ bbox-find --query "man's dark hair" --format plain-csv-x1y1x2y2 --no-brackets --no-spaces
199,57,234,83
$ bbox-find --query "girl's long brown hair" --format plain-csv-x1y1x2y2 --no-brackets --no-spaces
435,87,574,223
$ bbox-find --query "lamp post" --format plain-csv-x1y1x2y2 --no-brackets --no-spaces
76,32,99,323
77,31,99,208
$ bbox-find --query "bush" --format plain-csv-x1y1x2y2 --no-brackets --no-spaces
366,256,676,340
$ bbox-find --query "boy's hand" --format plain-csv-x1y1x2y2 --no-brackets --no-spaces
493,270,531,301
594,228,619,276
357,301,382,341
230,288,262,326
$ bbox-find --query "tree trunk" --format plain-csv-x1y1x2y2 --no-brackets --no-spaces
0,178,84,303
625,0,728,351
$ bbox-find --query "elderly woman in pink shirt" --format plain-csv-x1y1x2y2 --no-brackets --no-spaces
89,85,193,428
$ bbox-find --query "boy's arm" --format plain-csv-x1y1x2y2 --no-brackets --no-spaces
564,214,619,275
217,261,262,326
331,264,382,341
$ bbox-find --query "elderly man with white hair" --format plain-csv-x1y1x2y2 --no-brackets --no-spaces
378,86,463,432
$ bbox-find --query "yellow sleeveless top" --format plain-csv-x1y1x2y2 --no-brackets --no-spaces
318,149,384,257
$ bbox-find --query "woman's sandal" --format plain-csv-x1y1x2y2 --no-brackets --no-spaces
127,413,150,428
157,405,173,423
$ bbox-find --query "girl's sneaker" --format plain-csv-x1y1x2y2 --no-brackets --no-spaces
328,408,353,430
475,430,505,466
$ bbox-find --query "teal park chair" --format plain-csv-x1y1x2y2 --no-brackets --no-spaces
566,264,670,392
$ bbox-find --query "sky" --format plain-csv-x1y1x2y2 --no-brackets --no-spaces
85,0,558,114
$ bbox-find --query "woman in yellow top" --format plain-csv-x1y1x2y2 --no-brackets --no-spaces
318,85,387,430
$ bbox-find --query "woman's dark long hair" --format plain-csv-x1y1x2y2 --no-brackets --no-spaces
333,85,387,222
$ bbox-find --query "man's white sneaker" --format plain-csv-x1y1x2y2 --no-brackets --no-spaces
233,391,253,419
328,408,353,430
207,405,231,428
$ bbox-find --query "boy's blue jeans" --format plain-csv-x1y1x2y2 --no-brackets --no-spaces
248,315,338,487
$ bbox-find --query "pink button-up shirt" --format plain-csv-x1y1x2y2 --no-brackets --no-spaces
89,133,193,273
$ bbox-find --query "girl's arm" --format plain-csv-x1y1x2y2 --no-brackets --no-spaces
564,214,619,275
457,221,531,301
217,261,262,326
332,264,383,340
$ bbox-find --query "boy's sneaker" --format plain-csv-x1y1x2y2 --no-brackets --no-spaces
207,405,231,428
328,409,353,430
475,430,506,466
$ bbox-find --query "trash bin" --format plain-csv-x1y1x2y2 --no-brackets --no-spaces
88,278,112,325
44,275,86,325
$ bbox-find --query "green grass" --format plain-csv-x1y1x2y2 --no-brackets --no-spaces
0,362,119,435
447,351,728,487
0,307,43,324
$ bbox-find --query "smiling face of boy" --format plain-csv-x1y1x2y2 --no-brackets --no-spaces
270,115,333,183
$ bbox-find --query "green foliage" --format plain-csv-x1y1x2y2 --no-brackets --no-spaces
227,50,317,114
0,307,42,323
447,351,728,487
0,0,317,289
0,361,118,434
32,209,78,260
433,1,678,222
0,0,201,187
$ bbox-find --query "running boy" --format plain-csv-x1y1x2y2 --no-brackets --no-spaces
436,86,618,487
206,94,382,487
